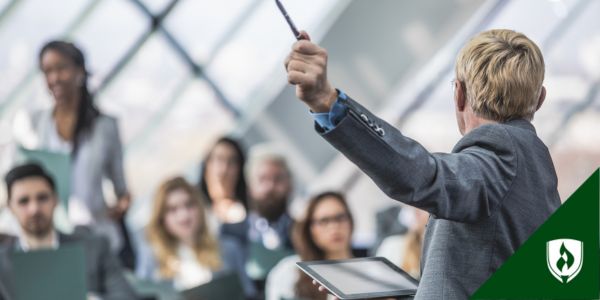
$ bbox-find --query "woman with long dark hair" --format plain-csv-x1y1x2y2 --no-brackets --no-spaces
198,137,248,226
7,40,132,266
266,191,354,300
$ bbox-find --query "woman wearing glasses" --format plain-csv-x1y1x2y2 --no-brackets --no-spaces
266,191,354,300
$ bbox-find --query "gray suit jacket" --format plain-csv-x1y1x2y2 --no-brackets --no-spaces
317,96,561,299
0,233,137,300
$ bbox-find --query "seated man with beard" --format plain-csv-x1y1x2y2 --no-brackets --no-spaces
241,146,296,297
0,163,137,300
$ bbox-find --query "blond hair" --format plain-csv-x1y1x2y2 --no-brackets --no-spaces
245,144,291,181
455,29,545,121
147,177,221,278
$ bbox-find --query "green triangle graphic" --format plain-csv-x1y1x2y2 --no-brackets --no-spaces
471,169,600,299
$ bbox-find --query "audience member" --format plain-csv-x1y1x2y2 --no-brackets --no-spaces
266,191,354,300
376,207,429,279
198,137,248,226
232,146,296,298
0,163,136,300
136,176,255,296
246,146,294,250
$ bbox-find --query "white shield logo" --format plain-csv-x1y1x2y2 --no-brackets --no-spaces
546,239,583,283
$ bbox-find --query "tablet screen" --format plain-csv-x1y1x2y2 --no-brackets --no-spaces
297,257,418,299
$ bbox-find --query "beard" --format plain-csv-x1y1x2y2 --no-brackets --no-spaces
252,196,288,222
23,214,53,238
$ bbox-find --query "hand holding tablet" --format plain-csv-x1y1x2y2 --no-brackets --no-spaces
296,257,418,300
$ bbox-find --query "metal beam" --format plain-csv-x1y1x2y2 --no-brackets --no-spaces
94,0,180,94
0,0,21,29
127,0,241,117
123,0,264,152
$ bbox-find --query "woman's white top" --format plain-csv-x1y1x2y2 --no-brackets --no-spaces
172,244,213,290
266,254,300,300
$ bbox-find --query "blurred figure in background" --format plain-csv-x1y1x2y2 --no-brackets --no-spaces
266,191,354,300
3,40,134,268
239,146,296,298
136,176,255,296
371,204,410,256
376,207,429,279
0,163,136,300
198,137,248,230
246,146,294,250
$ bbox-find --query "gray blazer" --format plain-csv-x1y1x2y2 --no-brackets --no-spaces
317,96,561,299
0,233,137,300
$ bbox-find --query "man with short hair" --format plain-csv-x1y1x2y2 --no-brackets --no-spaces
285,29,560,298
0,163,136,300
230,147,296,299
246,147,294,250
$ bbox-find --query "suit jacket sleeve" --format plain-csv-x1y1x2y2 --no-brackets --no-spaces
318,95,517,223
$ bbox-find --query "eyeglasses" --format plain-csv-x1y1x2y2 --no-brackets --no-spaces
311,212,350,228
451,79,466,93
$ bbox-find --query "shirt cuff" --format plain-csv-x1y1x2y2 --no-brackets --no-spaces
310,90,348,132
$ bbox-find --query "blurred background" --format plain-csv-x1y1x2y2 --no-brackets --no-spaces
0,0,598,246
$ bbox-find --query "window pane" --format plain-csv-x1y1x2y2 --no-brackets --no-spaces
138,0,172,15
0,0,12,13
535,0,600,141
124,78,235,217
163,0,255,65
206,0,341,108
71,0,148,90
0,0,93,104
96,33,190,144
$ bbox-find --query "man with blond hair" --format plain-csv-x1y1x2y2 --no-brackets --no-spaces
285,29,560,299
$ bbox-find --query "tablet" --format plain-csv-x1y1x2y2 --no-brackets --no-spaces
296,257,418,300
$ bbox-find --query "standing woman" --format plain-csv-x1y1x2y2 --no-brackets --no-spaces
11,41,133,266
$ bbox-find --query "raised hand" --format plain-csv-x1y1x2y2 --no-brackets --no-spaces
284,31,338,113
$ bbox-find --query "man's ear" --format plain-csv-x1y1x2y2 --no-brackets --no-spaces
455,80,467,112
536,86,546,111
